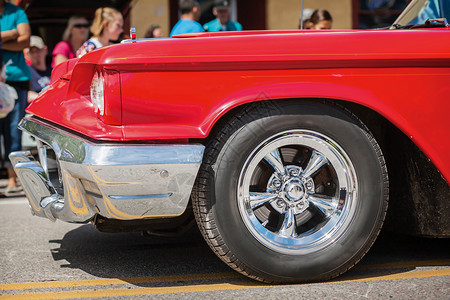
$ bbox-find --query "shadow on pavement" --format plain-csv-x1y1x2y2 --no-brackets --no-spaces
49,224,235,286
49,223,450,286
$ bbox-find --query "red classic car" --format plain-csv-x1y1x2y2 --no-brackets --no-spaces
10,0,450,283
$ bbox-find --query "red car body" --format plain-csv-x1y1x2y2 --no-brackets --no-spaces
29,29,450,182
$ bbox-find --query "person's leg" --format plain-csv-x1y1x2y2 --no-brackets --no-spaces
0,114,6,196
5,87,27,192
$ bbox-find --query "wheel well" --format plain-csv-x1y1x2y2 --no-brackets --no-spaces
201,98,450,237
338,100,450,237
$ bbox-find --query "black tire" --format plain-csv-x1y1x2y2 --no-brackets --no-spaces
192,100,388,283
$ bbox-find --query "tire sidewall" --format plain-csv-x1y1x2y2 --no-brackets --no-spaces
211,101,386,282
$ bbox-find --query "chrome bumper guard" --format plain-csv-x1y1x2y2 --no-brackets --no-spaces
10,116,205,223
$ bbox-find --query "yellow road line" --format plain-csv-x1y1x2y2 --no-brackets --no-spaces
2,259,448,291
353,259,450,271
0,269,449,300
331,268,450,284
0,281,263,299
0,272,240,291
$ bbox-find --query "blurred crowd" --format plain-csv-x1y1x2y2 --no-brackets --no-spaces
0,0,333,196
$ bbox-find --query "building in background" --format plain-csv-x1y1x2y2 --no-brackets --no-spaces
14,0,410,46
134,0,410,35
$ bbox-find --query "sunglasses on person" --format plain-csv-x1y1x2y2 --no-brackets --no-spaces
73,24,89,28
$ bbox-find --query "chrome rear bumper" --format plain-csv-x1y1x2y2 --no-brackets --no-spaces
10,116,204,223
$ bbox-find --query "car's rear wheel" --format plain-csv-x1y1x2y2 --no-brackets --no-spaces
192,101,388,283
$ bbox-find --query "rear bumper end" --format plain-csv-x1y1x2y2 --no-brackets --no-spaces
10,116,204,223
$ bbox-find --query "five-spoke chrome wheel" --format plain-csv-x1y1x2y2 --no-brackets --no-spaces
193,101,388,283
238,129,358,254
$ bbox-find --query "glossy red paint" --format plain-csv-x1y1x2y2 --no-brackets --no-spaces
50,58,77,84
26,28,450,181
29,77,124,141
101,69,122,126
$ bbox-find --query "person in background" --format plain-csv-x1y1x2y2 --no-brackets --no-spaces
0,0,31,195
305,9,333,30
26,36,51,102
52,15,89,67
144,24,163,38
76,7,123,57
203,0,242,32
299,8,314,29
170,0,203,37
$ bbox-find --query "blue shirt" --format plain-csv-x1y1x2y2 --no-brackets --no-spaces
170,18,204,37
29,65,51,93
203,18,242,32
0,3,31,82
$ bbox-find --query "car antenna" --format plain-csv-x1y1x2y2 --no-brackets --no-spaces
300,0,304,29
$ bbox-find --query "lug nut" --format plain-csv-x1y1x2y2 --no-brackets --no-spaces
290,169,299,177
273,179,282,188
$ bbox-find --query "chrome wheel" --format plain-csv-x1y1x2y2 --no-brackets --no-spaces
238,129,358,255
194,101,387,282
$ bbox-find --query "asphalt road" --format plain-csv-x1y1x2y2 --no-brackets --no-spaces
0,191,449,299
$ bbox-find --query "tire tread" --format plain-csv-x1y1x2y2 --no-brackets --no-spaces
192,100,389,283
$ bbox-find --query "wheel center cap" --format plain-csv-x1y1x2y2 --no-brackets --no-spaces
285,182,304,201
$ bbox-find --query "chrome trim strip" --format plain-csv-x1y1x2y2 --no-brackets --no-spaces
19,117,203,166
9,150,34,165
121,38,170,44
109,193,173,200
12,116,205,223
36,140,48,176
12,160,58,220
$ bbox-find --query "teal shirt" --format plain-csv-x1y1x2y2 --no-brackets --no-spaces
203,18,242,32
170,18,204,37
0,3,31,82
